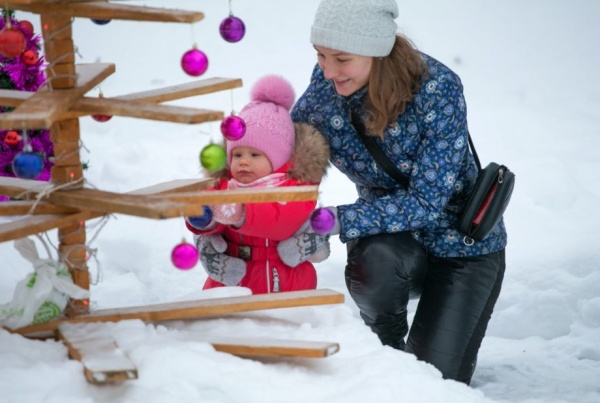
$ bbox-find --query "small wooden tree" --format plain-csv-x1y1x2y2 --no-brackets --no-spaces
0,1,342,382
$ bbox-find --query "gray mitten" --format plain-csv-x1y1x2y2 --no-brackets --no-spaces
277,219,331,267
195,234,246,286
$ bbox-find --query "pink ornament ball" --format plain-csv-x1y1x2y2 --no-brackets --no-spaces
220,115,246,141
181,48,208,77
219,15,246,43
310,208,335,234
91,114,112,122
171,242,199,270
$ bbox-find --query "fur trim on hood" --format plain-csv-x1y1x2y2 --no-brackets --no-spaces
205,123,330,183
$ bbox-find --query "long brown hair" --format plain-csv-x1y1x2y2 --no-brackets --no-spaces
364,35,427,137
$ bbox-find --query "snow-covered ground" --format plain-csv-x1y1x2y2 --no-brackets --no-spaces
1,1,599,402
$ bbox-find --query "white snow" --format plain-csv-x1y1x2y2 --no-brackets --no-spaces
1,1,599,402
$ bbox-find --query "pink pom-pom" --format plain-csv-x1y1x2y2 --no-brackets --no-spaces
250,75,295,111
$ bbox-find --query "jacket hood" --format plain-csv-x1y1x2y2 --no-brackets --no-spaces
206,122,330,184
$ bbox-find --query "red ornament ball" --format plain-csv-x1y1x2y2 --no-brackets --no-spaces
91,114,112,122
4,130,21,146
310,207,336,234
171,241,199,270
21,49,38,65
0,28,26,58
18,20,34,37
219,15,246,43
181,48,208,77
220,115,246,141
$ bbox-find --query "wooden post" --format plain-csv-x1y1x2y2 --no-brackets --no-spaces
42,14,90,315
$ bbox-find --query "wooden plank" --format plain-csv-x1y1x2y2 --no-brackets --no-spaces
45,188,210,219
0,212,92,243
64,97,225,124
0,78,242,106
10,2,204,23
58,323,138,384
128,178,215,195
208,337,340,358
12,289,345,338
1,183,318,219
0,176,54,198
0,79,242,123
0,63,115,129
117,78,243,103
0,89,30,107
155,186,320,205
0,201,79,215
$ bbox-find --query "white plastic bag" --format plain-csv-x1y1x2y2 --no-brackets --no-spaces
0,237,90,330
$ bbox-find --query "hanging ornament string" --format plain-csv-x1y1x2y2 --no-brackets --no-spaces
181,22,208,77
220,89,246,141
171,215,199,271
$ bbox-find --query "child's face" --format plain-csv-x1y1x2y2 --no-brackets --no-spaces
230,146,273,184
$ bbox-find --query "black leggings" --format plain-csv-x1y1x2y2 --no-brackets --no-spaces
345,232,505,384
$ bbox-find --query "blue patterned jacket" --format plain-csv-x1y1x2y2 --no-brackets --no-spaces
291,53,507,257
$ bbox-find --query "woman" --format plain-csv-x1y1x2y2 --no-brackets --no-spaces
290,0,507,385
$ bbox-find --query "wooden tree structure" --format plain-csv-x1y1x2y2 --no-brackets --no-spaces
0,1,343,383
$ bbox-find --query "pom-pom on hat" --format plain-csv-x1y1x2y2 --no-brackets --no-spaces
311,0,399,57
227,75,296,172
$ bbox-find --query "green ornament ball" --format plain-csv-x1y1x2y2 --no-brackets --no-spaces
200,143,227,172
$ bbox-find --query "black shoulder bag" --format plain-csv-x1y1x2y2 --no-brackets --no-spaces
351,112,515,244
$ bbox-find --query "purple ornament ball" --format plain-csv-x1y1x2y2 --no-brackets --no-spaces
12,151,43,180
181,48,208,77
171,242,199,270
220,115,246,141
310,208,335,234
219,15,246,43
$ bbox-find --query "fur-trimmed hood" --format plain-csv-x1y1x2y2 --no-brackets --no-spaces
206,122,330,184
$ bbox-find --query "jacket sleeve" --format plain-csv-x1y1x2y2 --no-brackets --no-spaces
337,72,470,243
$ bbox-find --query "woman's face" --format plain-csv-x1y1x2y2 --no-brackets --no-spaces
315,45,372,97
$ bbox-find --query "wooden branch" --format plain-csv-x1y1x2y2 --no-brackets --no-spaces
0,78,242,123
0,89,30,107
127,178,215,195
0,201,79,215
117,77,243,103
208,337,340,358
65,97,225,124
0,177,318,220
0,63,115,129
0,212,92,243
155,186,320,205
0,179,212,242
8,2,204,23
0,176,50,199
58,323,138,384
12,289,345,338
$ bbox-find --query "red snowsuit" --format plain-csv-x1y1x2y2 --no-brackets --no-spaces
186,123,330,294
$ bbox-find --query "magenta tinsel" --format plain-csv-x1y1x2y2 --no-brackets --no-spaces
0,14,53,198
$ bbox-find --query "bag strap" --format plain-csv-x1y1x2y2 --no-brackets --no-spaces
351,112,482,181
351,112,409,187
467,134,482,171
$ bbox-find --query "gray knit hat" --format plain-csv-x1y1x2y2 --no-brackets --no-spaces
311,0,399,57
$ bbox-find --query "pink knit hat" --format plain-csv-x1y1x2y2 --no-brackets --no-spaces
227,75,296,172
